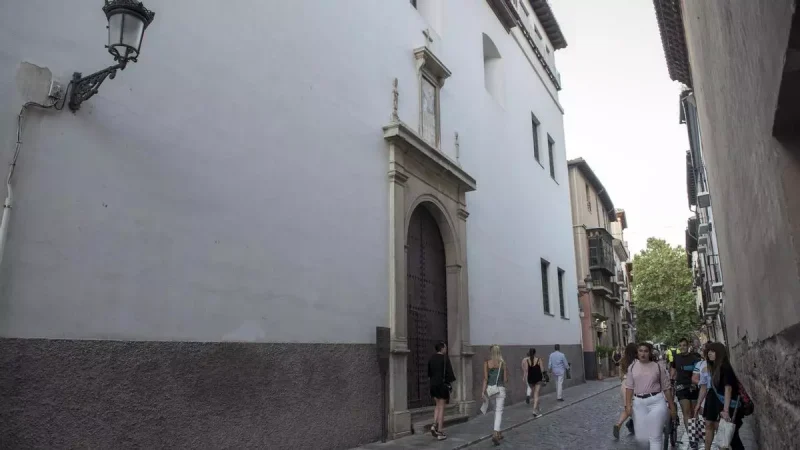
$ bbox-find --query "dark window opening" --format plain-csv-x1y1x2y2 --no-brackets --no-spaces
541,259,550,314
547,135,556,179
531,113,540,162
557,268,566,318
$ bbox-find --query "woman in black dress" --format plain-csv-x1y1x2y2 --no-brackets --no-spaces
521,348,544,416
427,341,455,441
697,342,746,450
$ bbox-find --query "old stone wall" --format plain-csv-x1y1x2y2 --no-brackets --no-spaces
0,339,382,450
680,0,800,448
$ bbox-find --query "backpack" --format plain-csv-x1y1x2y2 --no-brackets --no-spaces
711,378,755,417
736,380,755,416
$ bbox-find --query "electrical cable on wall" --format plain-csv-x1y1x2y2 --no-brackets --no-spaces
0,99,58,268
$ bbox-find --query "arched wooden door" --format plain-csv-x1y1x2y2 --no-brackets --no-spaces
406,205,448,409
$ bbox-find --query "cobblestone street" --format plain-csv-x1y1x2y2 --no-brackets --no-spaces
470,388,758,450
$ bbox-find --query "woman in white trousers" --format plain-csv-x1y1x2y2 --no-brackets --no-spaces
482,345,508,446
624,342,676,450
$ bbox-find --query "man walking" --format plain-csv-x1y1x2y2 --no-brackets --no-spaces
548,344,569,401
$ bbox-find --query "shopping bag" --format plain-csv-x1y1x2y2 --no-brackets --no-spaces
714,419,735,449
687,416,705,444
526,385,532,397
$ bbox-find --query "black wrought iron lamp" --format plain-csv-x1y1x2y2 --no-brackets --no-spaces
68,0,155,111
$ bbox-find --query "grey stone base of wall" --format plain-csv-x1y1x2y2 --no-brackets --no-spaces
0,339,381,450
731,321,800,450
470,344,584,407
583,351,597,380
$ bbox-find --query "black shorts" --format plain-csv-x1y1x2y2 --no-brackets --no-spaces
702,390,721,421
676,386,699,401
430,383,450,401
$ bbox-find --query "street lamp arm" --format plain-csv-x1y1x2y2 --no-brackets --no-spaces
67,61,128,112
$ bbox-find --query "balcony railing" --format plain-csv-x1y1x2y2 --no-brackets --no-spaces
591,270,614,295
706,254,724,293
588,227,615,274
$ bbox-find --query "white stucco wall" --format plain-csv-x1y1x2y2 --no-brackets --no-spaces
0,0,578,346
447,3,579,346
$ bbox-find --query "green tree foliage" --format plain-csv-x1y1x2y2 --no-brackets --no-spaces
632,238,697,344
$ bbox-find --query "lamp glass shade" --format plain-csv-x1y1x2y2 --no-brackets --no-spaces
108,11,145,61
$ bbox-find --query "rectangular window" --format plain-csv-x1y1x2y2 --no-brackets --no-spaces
557,268,566,318
586,182,592,211
541,259,550,314
534,25,543,40
531,113,540,163
547,135,556,179
522,3,529,16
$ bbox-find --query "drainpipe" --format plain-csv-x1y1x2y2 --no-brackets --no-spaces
0,102,53,268
0,183,12,268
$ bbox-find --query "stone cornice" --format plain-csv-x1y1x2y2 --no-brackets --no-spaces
383,121,477,192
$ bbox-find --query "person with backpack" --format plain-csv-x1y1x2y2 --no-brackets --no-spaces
671,338,702,448
695,342,753,450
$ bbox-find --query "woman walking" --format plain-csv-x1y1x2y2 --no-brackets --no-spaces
521,348,544,417
695,342,746,450
482,345,508,445
613,343,639,439
623,342,676,450
427,341,455,441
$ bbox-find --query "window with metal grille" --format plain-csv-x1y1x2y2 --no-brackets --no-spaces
557,268,566,318
541,259,551,314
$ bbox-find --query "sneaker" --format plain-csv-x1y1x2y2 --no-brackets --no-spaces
613,424,620,439
437,431,447,441
526,395,530,404
430,424,437,438
533,410,542,417
558,398,565,402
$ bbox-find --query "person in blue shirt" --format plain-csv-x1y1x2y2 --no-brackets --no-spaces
548,344,570,401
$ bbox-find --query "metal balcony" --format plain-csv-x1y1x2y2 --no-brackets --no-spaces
588,227,615,274
697,191,711,208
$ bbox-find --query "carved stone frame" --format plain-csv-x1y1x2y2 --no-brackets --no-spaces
383,120,476,438
415,46,451,149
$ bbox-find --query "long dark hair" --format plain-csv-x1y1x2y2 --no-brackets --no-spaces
621,343,638,369
705,342,731,386
528,348,536,360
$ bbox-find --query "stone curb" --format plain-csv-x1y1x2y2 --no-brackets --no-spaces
451,382,622,449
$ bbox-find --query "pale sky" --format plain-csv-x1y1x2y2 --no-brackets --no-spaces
550,0,690,256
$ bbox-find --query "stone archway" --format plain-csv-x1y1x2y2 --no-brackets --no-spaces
406,205,448,410
383,121,476,438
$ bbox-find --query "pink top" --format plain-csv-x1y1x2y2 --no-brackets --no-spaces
624,360,671,395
